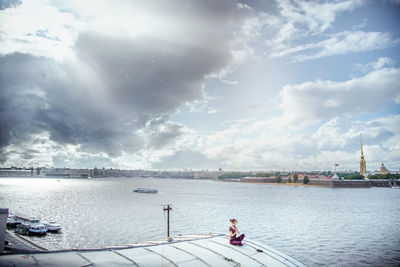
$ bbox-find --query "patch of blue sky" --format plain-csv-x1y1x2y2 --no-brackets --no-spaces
351,101,400,122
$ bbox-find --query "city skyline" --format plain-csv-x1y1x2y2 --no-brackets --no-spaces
0,0,400,171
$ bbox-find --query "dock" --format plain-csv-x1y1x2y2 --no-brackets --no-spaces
0,233,306,266
4,230,47,253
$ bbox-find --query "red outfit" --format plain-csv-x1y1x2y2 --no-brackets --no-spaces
229,226,245,246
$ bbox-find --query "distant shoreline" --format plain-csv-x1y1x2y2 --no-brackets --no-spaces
218,179,328,187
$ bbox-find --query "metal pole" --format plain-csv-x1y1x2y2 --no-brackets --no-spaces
163,205,172,240
167,205,170,239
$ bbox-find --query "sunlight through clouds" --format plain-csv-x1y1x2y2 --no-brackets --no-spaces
0,0,399,171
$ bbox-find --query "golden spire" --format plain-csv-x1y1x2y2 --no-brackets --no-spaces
360,133,367,177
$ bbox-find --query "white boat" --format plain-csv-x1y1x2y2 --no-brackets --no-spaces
14,220,47,235
133,188,158,194
27,220,48,235
44,221,62,232
12,214,48,235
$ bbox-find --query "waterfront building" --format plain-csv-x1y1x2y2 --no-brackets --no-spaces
360,134,367,177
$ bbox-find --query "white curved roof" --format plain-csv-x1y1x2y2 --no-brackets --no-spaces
0,233,306,266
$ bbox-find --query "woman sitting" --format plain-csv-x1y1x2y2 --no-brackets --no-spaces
229,218,245,246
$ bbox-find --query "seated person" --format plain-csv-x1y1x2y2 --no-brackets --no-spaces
229,218,245,246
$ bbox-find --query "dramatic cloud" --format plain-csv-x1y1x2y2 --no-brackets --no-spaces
1,0,399,170
0,0,254,166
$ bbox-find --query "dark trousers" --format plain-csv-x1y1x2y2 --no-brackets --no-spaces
230,234,245,246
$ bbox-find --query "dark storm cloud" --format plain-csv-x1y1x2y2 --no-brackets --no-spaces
0,53,145,158
0,0,253,165
145,117,185,149
0,53,47,147
0,0,21,10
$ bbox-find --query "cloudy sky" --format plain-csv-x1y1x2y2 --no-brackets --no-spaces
0,0,399,171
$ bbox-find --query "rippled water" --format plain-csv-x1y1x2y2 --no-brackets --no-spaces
1,177,399,266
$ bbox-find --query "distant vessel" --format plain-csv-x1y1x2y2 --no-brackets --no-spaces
133,188,158,194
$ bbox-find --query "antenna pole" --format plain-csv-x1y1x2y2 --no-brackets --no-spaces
163,204,172,240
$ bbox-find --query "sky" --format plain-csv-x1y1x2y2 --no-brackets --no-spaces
0,0,399,171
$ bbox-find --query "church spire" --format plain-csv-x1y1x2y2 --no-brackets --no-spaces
360,133,367,176
360,133,364,155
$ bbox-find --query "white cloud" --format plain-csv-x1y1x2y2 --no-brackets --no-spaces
295,31,396,61
354,57,394,73
261,0,399,62
207,108,220,114
270,31,396,61
352,18,368,30
279,66,400,123
179,114,400,171
263,0,364,48
0,0,80,61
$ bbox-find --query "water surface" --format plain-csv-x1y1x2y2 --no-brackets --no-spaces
1,177,399,266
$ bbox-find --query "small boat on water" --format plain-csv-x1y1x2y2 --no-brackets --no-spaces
44,221,62,232
8,213,61,235
14,220,47,236
133,188,158,194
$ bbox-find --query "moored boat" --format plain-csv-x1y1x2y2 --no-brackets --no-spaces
27,220,48,235
11,214,48,235
14,221,47,236
44,221,62,232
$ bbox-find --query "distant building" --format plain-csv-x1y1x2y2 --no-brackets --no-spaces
0,167,33,177
380,163,388,175
360,134,367,177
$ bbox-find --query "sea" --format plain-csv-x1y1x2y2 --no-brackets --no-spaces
0,177,399,266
